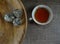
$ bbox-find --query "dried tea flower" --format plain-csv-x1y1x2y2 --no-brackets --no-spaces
13,18,23,26
4,13,15,22
13,9,23,18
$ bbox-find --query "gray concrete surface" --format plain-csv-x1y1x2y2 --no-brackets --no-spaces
22,0,60,44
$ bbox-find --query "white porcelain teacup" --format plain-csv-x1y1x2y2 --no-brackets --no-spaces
32,5,53,25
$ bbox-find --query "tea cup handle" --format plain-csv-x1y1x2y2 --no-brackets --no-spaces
29,17,34,23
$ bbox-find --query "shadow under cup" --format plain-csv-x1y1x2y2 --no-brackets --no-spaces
32,5,53,25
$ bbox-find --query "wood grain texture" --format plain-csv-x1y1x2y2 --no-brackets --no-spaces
0,0,27,44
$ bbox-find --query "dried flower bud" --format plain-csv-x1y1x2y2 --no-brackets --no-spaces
4,13,15,22
13,9,23,18
13,18,23,26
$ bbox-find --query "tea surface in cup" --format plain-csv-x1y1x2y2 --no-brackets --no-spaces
35,8,49,23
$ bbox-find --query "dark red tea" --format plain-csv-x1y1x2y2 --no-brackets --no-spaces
35,8,49,23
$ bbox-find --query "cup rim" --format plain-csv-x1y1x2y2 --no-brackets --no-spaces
32,5,53,25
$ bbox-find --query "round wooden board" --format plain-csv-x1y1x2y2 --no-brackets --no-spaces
0,0,27,44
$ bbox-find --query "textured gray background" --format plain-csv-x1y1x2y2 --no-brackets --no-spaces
22,0,60,44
